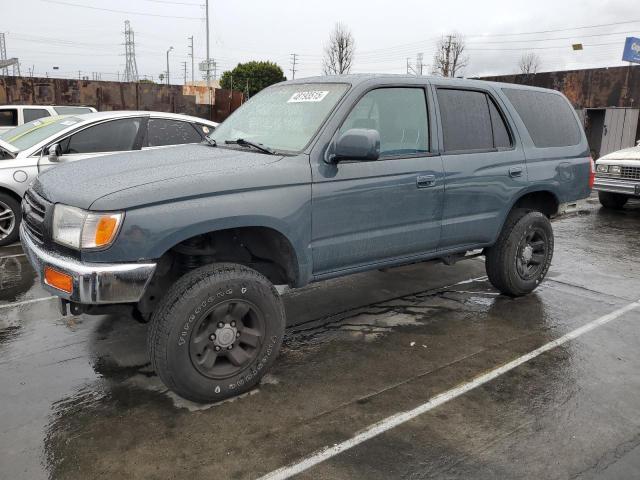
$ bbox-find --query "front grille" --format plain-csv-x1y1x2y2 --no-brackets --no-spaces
22,189,50,244
621,166,640,181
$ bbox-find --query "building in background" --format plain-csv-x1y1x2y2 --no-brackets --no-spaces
481,65,640,159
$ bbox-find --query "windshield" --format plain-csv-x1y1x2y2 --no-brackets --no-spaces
209,83,350,152
0,116,82,151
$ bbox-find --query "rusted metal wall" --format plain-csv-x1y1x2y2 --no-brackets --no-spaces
480,65,639,109
0,76,243,121
213,89,244,123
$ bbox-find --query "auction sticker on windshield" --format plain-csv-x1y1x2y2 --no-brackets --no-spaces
288,91,330,103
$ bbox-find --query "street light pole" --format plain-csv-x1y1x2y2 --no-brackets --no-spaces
166,46,173,86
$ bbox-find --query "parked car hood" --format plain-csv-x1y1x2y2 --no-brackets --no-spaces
34,144,285,210
597,146,640,164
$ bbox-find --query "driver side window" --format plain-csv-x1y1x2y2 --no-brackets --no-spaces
339,88,429,157
60,118,142,154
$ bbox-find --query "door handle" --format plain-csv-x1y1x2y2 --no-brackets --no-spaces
508,167,523,178
416,174,436,188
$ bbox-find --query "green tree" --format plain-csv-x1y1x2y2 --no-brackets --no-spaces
220,61,286,98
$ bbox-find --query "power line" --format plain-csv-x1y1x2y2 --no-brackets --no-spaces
41,0,203,20
139,0,203,6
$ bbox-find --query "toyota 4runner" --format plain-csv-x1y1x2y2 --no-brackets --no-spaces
21,75,593,402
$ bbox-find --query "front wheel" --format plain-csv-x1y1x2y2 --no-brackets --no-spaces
0,193,21,247
598,191,628,210
148,263,285,403
485,209,554,297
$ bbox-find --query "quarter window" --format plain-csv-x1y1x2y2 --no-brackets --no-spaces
503,88,580,148
340,88,429,157
23,108,51,123
60,118,141,154
0,109,17,127
146,118,203,147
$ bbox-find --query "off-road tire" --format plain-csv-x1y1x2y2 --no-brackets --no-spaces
598,191,628,210
485,209,554,297
0,192,21,247
148,263,285,403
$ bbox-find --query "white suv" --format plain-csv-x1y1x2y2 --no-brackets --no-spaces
0,105,97,134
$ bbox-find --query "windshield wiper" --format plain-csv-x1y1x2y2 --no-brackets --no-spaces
202,136,217,147
224,138,275,155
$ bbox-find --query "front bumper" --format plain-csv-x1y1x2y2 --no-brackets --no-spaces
593,177,640,196
20,223,156,304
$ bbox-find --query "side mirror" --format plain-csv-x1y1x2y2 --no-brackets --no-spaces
47,143,61,162
327,128,380,164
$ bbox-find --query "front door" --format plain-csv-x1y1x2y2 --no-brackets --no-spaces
432,86,528,249
38,117,145,172
311,86,444,276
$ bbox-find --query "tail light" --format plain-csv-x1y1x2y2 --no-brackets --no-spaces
588,157,595,189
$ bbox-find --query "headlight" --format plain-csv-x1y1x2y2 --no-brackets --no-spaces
609,165,621,175
53,204,123,250
596,164,609,173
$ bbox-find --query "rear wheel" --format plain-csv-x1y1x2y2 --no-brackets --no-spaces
0,193,20,247
485,209,553,297
148,263,285,403
598,191,628,210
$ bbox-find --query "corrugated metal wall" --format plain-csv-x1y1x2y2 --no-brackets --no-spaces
0,76,244,122
480,65,639,109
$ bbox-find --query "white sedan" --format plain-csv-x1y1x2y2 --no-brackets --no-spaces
0,111,218,245
593,143,640,209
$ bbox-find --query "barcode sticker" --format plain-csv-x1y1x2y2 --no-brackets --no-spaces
288,91,329,103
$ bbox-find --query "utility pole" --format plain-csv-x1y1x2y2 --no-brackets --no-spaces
182,61,188,85
166,46,173,85
205,0,211,99
290,53,298,79
188,35,194,84
416,53,424,76
78,70,81,80
123,20,139,82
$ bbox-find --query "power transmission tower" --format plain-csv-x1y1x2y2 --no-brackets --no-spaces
0,33,7,77
188,36,194,84
290,53,298,79
123,20,139,82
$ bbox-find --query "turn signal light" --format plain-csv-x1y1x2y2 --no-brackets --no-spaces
94,216,119,247
44,266,73,294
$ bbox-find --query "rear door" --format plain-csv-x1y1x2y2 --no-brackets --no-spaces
38,117,145,172
143,117,205,150
432,85,527,249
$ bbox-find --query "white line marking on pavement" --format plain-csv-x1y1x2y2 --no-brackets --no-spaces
0,253,25,259
258,299,640,480
0,297,53,310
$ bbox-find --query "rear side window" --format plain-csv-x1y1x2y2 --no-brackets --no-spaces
0,109,17,127
146,118,203,147
503,89,581,148
60,118,142,154
23,108,51,123
437,89,511,152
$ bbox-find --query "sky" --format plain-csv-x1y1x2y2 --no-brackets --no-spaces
1,0,638,83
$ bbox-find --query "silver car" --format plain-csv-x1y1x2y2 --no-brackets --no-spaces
0,111,218,245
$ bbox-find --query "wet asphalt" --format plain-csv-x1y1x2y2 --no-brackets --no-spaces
1,196,640,480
